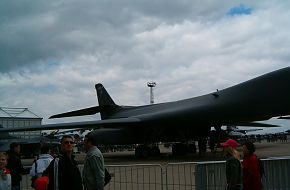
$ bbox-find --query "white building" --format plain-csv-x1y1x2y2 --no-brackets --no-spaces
0,107,42,138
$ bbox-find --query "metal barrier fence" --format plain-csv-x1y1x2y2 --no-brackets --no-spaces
195,161,226,190
105,164,163,190
192,158,290,190
262,158,290,190
21,158,290,190
165,162,197,190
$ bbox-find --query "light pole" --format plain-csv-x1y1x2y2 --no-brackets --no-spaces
147,81,156,104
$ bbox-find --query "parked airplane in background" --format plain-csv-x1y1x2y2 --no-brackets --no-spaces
42,129,91,143
0,125,59,156
214,125,265,138
1,67,290,157
247,125,290,136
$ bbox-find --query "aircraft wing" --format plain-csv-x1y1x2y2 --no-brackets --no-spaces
234,122,280,128
0,117,141,133
278,115,290,119
1,67,290,146
49,106,101,118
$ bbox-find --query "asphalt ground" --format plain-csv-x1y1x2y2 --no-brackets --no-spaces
20,140,290,190
103,140,290,165
22,139,290,166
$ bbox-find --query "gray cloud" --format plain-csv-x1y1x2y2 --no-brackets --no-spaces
0,0,236,73
0,0,289,125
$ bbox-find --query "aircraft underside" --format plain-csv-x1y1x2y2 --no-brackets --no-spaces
2,67,290,158
90,125,211,157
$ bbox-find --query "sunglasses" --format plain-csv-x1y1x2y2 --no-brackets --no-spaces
63,141,75,145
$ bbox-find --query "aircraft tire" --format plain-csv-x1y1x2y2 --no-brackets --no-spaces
187,143,196,154
150,146,160,156
135,145,150,158
172,143,188,156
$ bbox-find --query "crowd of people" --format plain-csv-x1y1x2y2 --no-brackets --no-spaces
0,134,265,190
237,133,288,144
0,132,108,190
221,138,263,190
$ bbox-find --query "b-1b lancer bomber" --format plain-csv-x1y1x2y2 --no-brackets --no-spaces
1,67,290,157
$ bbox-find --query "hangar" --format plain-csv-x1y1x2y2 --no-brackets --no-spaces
0,107,42,138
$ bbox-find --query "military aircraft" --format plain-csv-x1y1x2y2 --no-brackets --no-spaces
1,67,290,157
246,125,290,136
0,125,59,157
220,125,264,138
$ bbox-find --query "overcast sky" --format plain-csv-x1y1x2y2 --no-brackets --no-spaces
0,0,290,125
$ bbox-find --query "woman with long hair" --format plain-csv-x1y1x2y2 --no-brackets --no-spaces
221,139,242,190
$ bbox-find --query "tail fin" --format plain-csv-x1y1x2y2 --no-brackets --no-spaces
49,84,119,120
95,83,116,106
95,83,119,119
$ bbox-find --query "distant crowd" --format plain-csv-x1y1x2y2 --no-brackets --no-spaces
236,134,288,144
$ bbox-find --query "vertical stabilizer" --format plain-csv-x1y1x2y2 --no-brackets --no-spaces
95,83,118,119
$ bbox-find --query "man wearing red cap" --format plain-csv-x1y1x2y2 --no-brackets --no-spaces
221,139,242,190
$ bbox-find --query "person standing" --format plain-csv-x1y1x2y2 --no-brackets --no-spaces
242,141,262,190
6,142,29,190
221,139,242,190
44,135,83,190
30,143,54,189
30,143,54,178
0,152,11,190
83,132,105,190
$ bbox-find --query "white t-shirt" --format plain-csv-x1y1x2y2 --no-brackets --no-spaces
30,154,54,177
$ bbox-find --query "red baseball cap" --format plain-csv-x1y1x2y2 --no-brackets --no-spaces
220,139,239,149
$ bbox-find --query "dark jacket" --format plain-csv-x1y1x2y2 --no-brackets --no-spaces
6,150,29,187
226,156,242,190
45,152,83,190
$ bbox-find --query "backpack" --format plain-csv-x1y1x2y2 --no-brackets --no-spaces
33,176,49,190
42,157,59,190
31,158,38,188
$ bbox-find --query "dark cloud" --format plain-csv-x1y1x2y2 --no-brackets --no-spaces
0,0,234,73
0,0,289,125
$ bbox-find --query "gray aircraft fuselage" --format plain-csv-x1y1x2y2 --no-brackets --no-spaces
89,67,290,144
1,67,290,146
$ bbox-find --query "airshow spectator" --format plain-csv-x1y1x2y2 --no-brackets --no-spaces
0,152,11,190
30,143,54,189
221,139,242,190
30,143,54,177
83,132,105,190
6,142,29,190
44,135,83,190
242,141,262,190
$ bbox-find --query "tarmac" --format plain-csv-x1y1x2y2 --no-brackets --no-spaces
22,139,290,166
251,140,290,158
20,139,290,190
102,140,290,165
